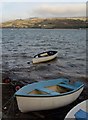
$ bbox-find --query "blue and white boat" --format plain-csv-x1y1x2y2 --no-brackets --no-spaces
32,51,58,63
15,78,84,112
65,99,88,120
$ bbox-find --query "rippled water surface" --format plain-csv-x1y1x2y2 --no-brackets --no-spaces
2,28,86,83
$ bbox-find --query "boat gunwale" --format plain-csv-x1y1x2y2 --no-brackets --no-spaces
15,84,84,97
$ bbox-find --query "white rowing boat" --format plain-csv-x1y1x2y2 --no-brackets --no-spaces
32,51,58,64
15,78,84,112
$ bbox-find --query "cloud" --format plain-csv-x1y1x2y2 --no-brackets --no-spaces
1,3,86,22
33,3,86,17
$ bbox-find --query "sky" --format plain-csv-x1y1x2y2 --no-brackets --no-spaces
0,0,87,22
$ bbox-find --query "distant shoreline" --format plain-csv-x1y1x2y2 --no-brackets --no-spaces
0,17,87,29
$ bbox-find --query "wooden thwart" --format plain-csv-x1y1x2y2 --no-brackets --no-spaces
36,87,60,95
58,83,76,90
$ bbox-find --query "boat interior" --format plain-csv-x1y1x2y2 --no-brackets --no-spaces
75,109,88,119
15,79,83,96
34,51,57,58
29,84,75,95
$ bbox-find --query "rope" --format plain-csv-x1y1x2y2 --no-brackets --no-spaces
3,94,15,108
5,98,14,116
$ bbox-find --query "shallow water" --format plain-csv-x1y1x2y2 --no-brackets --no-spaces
1,28,86,83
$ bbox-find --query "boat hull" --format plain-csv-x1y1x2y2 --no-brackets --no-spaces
16,87,83,112
32,52,58,64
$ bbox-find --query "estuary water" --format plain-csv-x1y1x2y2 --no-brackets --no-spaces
2,28,86,84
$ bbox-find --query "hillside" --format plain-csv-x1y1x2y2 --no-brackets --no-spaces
0,17,87,29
